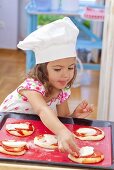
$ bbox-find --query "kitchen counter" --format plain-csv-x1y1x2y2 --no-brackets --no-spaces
0,162,86,170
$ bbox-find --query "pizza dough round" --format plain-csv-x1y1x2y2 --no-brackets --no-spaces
34,134,58,149
68,146,104,164
6,122,34,137
0,140,28,156
74,127,105,140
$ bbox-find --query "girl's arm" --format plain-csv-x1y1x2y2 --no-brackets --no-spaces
20,90,79,155
56,100,71,117
72,100,94,118
57,99,94,119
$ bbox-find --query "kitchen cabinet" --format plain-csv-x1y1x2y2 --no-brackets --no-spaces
24,1,104,71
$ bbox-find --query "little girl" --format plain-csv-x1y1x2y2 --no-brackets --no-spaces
0,17,94,155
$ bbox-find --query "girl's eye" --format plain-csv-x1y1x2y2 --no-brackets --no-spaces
68,67,74,70
54,69,61,72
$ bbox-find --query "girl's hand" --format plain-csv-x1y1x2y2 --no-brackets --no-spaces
73,100,94,118
57,129,80,155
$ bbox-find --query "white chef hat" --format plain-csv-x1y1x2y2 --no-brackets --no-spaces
17,17,79,64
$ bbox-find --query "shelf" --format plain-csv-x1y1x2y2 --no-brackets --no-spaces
25,2,104,15
77,39,102,49
77,63,100,71
24,2,103,71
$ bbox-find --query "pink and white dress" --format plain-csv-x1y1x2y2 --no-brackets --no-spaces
0,78,71,114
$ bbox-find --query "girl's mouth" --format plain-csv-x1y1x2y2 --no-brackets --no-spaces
58,81,68,86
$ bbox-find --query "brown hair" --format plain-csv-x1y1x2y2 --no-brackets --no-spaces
27,63,77,95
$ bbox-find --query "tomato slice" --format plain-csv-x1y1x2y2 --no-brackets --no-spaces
2,144,28,152
51,143,58,147
7,122,34,136
75,127,102,137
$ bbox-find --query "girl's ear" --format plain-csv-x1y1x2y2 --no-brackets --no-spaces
38,63,49,83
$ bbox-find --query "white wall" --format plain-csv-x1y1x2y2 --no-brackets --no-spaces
0,0,29,49
18,0,29,41
0,0,18,49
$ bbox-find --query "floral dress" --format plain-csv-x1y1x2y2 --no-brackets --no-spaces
0,78,71,114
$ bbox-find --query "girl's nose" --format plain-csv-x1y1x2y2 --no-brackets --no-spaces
62,69,69,78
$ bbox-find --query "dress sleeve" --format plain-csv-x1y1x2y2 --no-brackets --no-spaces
17,78,46,96
57,88,71,104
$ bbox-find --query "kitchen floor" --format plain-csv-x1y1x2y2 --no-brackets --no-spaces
0,49,99,119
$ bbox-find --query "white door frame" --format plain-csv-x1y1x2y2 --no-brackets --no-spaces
97,0,114,120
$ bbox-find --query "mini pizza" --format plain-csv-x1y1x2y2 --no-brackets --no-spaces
34,134,58,149
68,146,104,164
6,122,34,137
0,140,28,156
74,127,105,140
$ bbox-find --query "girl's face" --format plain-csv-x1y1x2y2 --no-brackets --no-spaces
47,57,76,89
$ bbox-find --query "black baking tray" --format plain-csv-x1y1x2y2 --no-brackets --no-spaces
0,112,114,170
